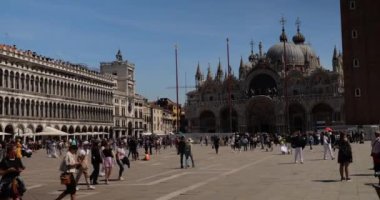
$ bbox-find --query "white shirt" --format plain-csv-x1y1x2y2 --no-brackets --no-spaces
116,147,126,160
65,151,77,173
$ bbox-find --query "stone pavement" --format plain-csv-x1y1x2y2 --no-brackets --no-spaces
20,142,378,200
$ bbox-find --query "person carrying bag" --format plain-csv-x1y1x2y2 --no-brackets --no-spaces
0,145,26,200
56,145,79,200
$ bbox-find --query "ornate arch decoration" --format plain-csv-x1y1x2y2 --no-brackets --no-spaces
244,67,281,92
199,110,216,133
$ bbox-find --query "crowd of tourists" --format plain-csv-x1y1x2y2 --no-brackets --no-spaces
0,129,378,199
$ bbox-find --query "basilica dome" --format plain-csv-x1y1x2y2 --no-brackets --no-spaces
298,44,317,59
267,42,305,66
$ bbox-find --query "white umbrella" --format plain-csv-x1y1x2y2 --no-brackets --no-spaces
0,132,11,136
34,127,68,136
142,132,152,136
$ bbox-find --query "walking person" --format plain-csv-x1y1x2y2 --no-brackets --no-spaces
102,144,114,184
115,142,127,180
177,136,186,169
371,131,380,185
75,149,95,190
90,141,102,185
323,132,335,160
214,136,220,154
185,138,195,168
335,132,353,181
309,134,314,150
0,145,26,200
56,145,79,200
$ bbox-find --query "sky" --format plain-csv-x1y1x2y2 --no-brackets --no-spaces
1,0,342,104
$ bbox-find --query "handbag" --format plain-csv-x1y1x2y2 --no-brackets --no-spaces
60,173,71,185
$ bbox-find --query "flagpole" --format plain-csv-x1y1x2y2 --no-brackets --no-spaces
227,38,233,133
175,44,179,134
280,17,289,134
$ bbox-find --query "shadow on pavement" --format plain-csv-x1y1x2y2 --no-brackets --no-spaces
312,180,341,183
278,162,296,165
368,183,380,199
351,173,373,176
308,159,325,161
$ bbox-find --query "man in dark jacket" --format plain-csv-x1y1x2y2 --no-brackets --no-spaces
291,131,304,164
177,136,186,168
213,136,220,154
90,141,102,185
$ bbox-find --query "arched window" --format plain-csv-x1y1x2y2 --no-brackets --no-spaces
31,100,35,117
21,99,25,116
16,99,20,116
36,101,39,117
44,78,48,94
30,76,34,92
355,88,361,97
0,96,3,115
10,71,14,89
15,72,19,89
4,70,9,88
25,75,30,91
20,73,25,90
353,58,359,68
26,100,30,116
0,69,3,87
35,77,39,93
4,97,9,115
10,98,15,115
39,102,43,118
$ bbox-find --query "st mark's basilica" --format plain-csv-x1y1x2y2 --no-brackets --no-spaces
185,23,345,134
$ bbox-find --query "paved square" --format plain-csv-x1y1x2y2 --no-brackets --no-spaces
21,142,378,200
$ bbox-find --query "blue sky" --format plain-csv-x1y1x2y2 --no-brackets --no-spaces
1,0,341,104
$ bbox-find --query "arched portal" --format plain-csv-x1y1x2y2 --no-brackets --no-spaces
75,126,81,133
219,107,238,133
36,125,43,133
82,126,87,133
68,126,74,134
249,74,277,96
27,124,34,133
246,97,275,133
199,110,216,133
289,103,306,132
61,125,68,133
312,103,333,126
5,124,14,134
128,122,133,136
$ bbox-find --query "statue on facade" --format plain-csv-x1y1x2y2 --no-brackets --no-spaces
116,50,123,61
